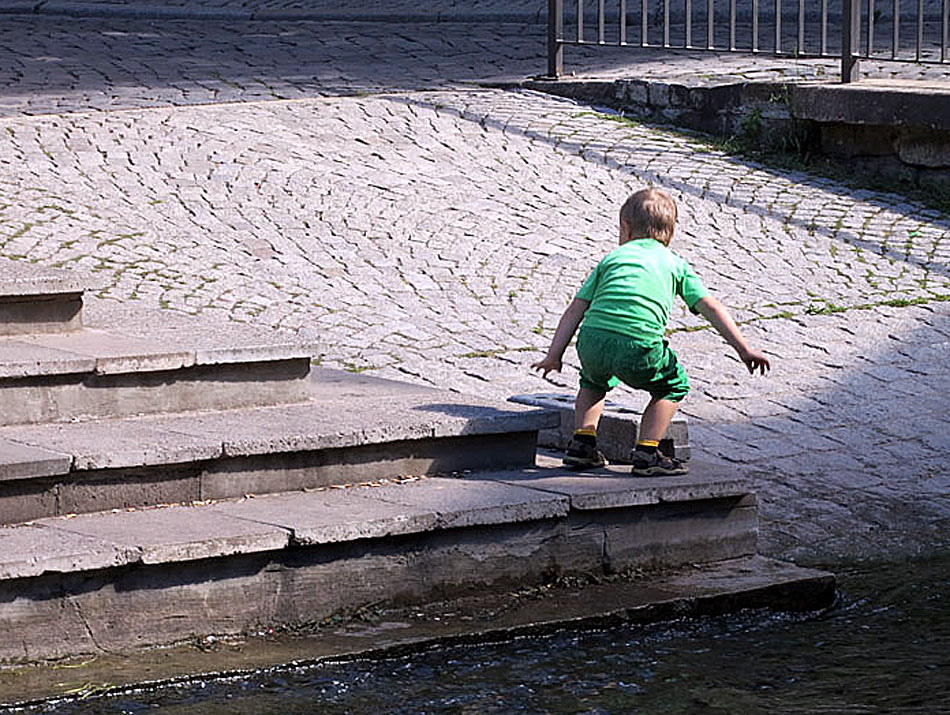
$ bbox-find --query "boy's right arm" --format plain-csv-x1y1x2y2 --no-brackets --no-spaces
694,296,771,375
532,298,590,378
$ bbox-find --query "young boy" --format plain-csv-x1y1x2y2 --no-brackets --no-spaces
532,188,770,476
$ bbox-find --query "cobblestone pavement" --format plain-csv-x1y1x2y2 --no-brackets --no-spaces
0,9,948,565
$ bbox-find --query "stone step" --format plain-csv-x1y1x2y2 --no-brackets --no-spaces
0,373,558,524
509,392,691,462
0,327,314,426
0,458,801,663
0,259,98,336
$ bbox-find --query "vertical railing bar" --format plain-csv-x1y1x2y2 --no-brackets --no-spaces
891,0,901,60
868,0,875,56
664,0,670,46
730,0,737,49
547,0,564,77
821,0,828,54
943,0,948,62
842,0,860,81
642,0,649,45
686,0,693,48
752,0,759,51
577,0,584,42
798,0,805,54
916,0,923,61
620,0,627,44
708,0,714,49
775,0,781,53
598,0,605,43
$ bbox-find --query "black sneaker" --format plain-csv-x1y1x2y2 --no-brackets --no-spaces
563,439,606,470
629,449,689,476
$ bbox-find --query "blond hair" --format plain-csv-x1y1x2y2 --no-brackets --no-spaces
620,188,677,246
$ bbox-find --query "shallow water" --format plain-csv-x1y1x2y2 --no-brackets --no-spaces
30,552,950,714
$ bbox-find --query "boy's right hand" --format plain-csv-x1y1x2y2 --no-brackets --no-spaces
532,356,562,379
739,349,771,375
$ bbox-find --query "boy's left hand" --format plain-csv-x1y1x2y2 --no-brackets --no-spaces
740,349,771,375
532,356,562,379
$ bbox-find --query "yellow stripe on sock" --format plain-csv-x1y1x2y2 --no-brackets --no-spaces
574,428,597,437
636,439,660,448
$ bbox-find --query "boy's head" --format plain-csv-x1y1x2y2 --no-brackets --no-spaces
619,188,677,246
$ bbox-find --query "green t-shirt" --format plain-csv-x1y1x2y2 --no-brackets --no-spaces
575,239,708,344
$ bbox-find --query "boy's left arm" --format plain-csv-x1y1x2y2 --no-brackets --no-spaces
694,296,771,375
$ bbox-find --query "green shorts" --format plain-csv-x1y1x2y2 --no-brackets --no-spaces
576,327,690,402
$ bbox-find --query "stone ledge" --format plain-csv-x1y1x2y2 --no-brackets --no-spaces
790,80,950,132
0,392,556,476
1,327,314,379
0,461,748,580
213,476,569,545
0,474,565,579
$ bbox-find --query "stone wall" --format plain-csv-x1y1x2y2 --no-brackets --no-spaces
524,77,950,194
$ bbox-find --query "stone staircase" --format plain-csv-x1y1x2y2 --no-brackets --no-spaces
0,259,834,670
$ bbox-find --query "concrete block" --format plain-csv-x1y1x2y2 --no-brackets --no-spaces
0,360,311,427
588,494,759,572
212,488,439,544
36,507,290,566
621,80,649,105
158,395,553,458
790,80,950,131
365,477,569,529
0,339,95,378
0,440,71,482
83,296,318,366
0,523,136,580
216,477,566,545
648,82,671,107
897,129,950,168
0,419,223,470
669,84,690,107
509,393,690,461
19,329,195,374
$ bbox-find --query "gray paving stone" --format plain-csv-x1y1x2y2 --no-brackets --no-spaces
34,506,290,565
18,329,195,374
0,339,95,378
0,419,223,471
0,439,71,482
0,522,135,579
214,476,568,545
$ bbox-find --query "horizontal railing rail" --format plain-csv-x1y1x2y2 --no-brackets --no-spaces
547,0,950,82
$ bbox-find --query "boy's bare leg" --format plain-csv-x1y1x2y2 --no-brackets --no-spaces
638,397,678,443
574,387,606,432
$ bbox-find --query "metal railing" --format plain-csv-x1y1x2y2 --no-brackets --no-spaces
547,0,950,82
